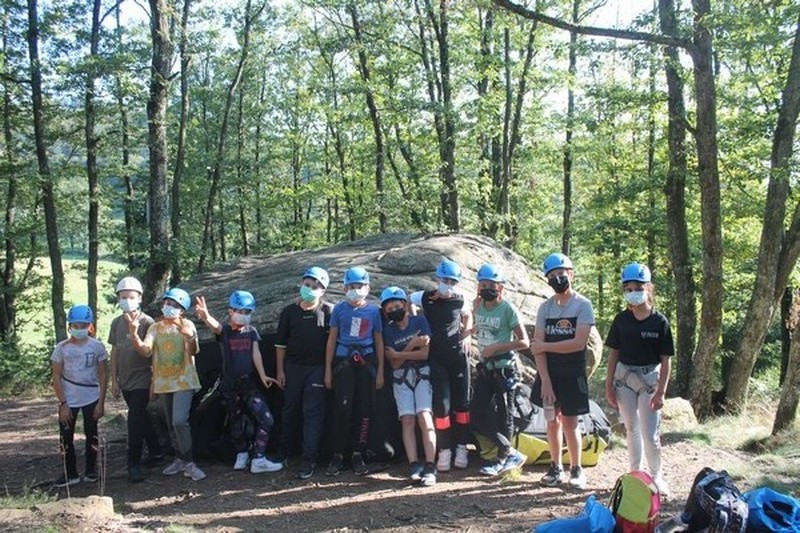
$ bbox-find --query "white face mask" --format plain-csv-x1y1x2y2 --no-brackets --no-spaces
119,298,139,313
231,313,252,326
346,287,369,302
438,282,457,297
162,305,181,319
624,290,647,306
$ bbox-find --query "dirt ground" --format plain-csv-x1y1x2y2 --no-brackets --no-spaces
0,396,759,532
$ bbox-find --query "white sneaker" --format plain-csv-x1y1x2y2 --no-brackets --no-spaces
233,452,250,470
183,461,206,481
250,456,284,474
436,449,452,472
654,476,671,498
162,458,185,476
454,444,469,469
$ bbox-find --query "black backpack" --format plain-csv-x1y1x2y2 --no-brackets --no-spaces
683,467,749,533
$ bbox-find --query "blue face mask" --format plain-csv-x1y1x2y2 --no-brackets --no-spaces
162,305,181,319
624,290,647,306
70,328,89,340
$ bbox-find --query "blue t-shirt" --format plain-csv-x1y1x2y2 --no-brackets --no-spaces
383,315,432,367
331,301,383,358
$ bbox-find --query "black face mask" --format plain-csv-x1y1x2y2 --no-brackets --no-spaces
387,308,406,322
548,275,570,294
479,288,499,302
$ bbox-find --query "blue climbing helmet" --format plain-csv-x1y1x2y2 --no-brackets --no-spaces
162,287,191,310
477,263,505,283
229,290,256,311
67,304,94,324
543,253,574,276
380,286,407,306
621,262,652,284
343,266,370,286
436,259,461,281
303,266,330,289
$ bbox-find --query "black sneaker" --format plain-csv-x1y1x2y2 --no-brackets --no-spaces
352,452,368,476
54,474,81,487
296,461,315,480
409,462,423,481
326,454,344,476
142,454,166,468
84,470,99,483
540,462,565,487
128,465,146,483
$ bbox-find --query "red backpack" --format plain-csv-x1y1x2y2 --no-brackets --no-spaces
609,470,661,533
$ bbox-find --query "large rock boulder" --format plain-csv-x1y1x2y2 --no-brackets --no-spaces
176,232,552,341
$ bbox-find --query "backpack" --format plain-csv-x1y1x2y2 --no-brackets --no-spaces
609,470,660,533
534,495,616,533
683,468,748,533
743,487,800,532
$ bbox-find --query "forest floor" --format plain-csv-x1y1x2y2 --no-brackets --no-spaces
0,396,797,533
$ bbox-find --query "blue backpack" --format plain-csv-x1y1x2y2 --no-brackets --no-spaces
743,487,800,532
533,496,616,533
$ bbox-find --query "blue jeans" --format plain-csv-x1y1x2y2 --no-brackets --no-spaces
280,362,327,463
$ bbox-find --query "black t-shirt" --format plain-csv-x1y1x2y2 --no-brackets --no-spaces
275,301,333,366
421,290,464,357
605,309,674,366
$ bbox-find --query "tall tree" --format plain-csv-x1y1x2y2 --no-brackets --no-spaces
84,0,102,322
561,0,580,256
1,2,18,341
774,288,800,434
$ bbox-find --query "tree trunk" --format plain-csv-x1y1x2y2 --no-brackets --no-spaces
85,0,101,322
687,0,724,419
658,0,696,398
144,0,175,303
171,0,192,285
236,88,249,256
27,0,66,341
781,285,792,385
113,7,135,271
562,0,579,256
774,289,800,435
1,3,17,341
725,12,800,413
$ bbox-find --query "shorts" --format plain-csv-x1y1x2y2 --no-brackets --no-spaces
530,373,590,417
392,364,433,417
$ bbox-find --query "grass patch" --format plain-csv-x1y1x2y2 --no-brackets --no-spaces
0,486,54,509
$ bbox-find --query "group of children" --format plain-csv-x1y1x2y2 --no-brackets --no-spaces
52,253,674,496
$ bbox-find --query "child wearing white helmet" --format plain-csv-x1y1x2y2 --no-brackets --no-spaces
51,305,108,487
275,267,334,479
472,264,530,476
128,287,205,481
195,290,283,475
324,266,385,476
108,276,163,483
380,286,436,486
605,262,674,497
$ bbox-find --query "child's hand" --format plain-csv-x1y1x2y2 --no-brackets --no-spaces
375,373,384,390
111,380,120,399
195,296,209,320
124,312,140,333
58,403,73,425
324,369,332,389
261,375,279,389
276,370,286,389
480,345,496,359
93,402,105,420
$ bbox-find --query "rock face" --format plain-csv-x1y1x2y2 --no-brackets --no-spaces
174,232,552,341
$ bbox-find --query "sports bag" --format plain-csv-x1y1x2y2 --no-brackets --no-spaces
534,495,616,533
609,470,660,533
683,467,748,533
743,487,800,532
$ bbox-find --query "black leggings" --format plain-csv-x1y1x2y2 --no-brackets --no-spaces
122,388,162,467
472,363,520,456
59,401,99,478
431,351,471,450
331,358,375,455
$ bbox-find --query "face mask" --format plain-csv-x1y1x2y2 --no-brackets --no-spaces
231,313,252,326
346,287,368,303
624,290,647,306
387,308,406,322
162,305,181,319
548,275,570,294
300,285,323,303
70,328,89,340
119,298,139,313
438,282,454,297
479,288,499,302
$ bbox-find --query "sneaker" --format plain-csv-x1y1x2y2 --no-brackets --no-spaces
296,461,315,480
142,454,166,468
352,452,368,476
53,474,81,487
409,462,424,481
436,449,452,472
568,465,586,489
540,462,565,486
479,460,504,476
326,454,344,476
183,462,206,481
498,450,527,474
654,475,671,498
454,444,469,469
233,452,250,471
250,456,284,474
127,465,146,483
83,470,99,483
162,458,186,476
420,463,437,486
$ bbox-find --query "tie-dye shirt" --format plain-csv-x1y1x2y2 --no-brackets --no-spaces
143,319,201,394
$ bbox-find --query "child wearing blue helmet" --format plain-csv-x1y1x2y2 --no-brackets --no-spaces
128,287,205,481
324,266,385,476
51,305,108,487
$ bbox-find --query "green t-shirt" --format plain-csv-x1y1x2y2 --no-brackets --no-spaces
475,299,522,369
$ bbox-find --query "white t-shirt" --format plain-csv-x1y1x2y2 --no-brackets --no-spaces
50,337,108,408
